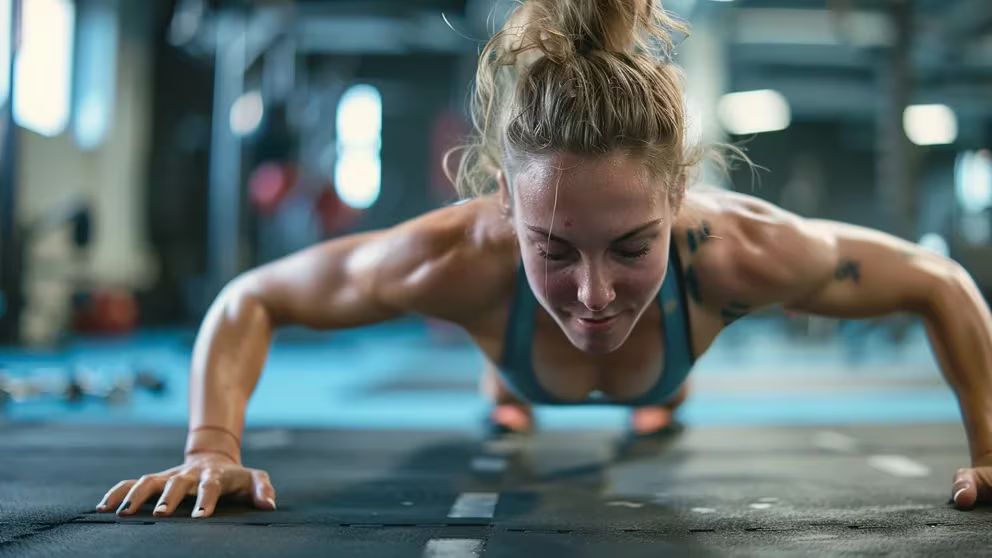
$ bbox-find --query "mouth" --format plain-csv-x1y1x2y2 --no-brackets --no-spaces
578,315,616,323
573,313,621,331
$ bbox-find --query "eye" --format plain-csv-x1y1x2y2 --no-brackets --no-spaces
615,245,651,260
535,245,572,261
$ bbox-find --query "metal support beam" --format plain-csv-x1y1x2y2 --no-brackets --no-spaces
0,0,21,344
206,11,246,308
875,0,914,240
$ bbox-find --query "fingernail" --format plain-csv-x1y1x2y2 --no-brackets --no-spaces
266,497,276,510
155,502,167,512
954,485,969,503
192,507,205,518
117,501,131,514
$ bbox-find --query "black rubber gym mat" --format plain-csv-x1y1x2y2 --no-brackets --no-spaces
2,422,990,556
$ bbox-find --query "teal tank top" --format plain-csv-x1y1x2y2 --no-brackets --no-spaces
498,238,696,406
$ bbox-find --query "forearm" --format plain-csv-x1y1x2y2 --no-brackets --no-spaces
186,281,276,464
921,268,992,465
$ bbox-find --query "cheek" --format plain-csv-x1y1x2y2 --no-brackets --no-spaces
625,264,667,298
521,246,570,300
543,274,576,304
611,259,670,309
528,266,576,305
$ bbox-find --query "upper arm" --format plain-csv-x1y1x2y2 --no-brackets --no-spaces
234,207,502,330
688,195,956,321
784,220,957,318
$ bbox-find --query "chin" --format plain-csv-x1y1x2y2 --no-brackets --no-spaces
573,338,622,355
564,322,632,355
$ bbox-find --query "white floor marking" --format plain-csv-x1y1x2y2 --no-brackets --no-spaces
691,507,716,514
868,455,931,478
606,501,644,508
448,492,499,519
470,456,507,473
749,503,773,510
422,539,483,558
813,431,858,453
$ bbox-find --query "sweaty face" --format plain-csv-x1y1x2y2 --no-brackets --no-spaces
507,151,673,355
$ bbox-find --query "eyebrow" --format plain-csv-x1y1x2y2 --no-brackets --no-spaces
525,219,663,244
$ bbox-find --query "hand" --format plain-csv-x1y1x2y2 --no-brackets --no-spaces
95,453,277,519
950,466,992,509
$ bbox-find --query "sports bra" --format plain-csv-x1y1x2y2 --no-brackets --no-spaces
498,238,696,406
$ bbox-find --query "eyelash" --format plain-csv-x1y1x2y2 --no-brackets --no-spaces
617,246,651,259
536,246,651,261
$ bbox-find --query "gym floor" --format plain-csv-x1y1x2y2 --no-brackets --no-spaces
1,317,987,556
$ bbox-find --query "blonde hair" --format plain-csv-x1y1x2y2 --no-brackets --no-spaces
448,0,708,208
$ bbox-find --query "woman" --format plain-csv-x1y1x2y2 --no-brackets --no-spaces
96,0,992,519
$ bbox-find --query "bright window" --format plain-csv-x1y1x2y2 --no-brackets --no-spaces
14,0,75,137
335,84,382,209
230,91,264,137
955,150,992,213
0,0,11,105
74,1,118,149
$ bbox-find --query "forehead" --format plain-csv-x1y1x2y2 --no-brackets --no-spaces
513,151,664,224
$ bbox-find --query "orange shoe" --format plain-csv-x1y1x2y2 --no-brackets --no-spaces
630,406,676,435
483,403,536,436
628,382,690,437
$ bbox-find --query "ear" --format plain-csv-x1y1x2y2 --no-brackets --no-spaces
497,170,513,217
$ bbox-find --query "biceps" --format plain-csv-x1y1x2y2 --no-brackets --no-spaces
785,220,944,318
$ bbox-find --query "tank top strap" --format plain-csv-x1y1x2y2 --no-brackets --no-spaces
499,261,562,403
621,238,696,406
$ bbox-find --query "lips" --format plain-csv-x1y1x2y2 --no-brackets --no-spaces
574,313,620,331
578,315,616,323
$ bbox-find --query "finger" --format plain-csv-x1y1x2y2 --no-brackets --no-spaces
250,469,277,510
117,475,164,516
96,480,135,512
153,474,198,517
192,473,224,519
952,468,978,510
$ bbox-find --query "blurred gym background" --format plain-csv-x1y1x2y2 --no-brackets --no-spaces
0,0,990,429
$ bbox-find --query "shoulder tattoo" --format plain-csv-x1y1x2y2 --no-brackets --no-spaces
834,259,861,283
687,221,713,254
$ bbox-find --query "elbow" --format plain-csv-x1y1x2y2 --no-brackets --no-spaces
921,261,976,320
216,273,277,329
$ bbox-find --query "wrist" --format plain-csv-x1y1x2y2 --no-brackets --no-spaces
972,448,992,468
184,447,240,465
185,425,242,465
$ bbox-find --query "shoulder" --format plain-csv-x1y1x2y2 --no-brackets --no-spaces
363,195,519,325
673,188,837,314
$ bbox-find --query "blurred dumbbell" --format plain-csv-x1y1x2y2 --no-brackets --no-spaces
0,367,9,407
72,288,139,336
72,367,132,405
134,368,167,395
64,374,85,402
105,376,132,405
0,365,167,406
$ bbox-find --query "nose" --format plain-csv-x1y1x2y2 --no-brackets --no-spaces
576,262,615,312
